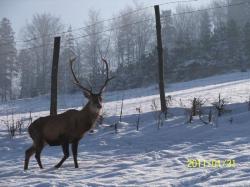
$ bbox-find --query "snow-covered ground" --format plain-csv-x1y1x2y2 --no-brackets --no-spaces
0,71,250,187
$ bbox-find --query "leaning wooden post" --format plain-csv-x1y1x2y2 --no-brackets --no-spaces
50,36,61,116
154,5,167,113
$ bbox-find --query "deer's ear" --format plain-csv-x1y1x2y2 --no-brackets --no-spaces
83,91,91,99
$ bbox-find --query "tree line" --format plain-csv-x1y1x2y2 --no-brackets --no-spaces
0,0,250,101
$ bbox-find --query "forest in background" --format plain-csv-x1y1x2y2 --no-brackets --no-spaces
0,0,250,101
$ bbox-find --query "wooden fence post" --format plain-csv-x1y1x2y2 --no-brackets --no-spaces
50,36,61,116
154,5,167,113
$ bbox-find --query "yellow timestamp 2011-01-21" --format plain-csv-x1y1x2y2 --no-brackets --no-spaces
187,159,236,168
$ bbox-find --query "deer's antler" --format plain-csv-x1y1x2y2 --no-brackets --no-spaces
99,58,114,94
69,58,92,94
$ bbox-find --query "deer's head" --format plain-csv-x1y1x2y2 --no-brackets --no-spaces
70,58,114,112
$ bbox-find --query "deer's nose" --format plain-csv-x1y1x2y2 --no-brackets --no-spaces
97,104,102,109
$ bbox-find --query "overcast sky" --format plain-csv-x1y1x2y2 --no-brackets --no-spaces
0,0,212,39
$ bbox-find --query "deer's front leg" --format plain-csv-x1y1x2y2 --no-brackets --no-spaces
55,142,69,168
72,140,79,168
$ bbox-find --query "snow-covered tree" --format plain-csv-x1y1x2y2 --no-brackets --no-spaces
243,21,250,60
19,49,36,98
81,10,107,92
227,19,240,62
0,18,17,101
59,26,76,94
162,10,175,51
228,0,250,28
199,11,212,53
172,5,199,63
22,13,63,96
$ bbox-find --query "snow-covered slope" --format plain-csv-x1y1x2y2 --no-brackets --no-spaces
0,71,250,187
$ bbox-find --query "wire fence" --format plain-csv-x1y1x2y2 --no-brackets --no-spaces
0,0,249,56
0,0,249,109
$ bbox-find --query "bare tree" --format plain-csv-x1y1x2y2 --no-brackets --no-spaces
211,0,228,29
112,5,154,67
151,99,163,129
212,94,227,117
22,13,63,96
81,10,108,91
59,26,76,94
173,5,200,43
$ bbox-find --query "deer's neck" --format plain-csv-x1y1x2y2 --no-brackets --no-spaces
74,102,100,135
81,102,100,120
79,102,100,134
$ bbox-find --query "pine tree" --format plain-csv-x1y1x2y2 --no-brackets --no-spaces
210,22,227,63
228,0,250,29
19,49,37,98
0,18,17,101
227,19,240,63
243,21,250,60
162,10,175,51
199,11,212,54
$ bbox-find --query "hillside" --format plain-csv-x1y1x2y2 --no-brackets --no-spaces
0,72,250,186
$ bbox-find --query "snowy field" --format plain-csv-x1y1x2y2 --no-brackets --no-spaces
0,71,250,187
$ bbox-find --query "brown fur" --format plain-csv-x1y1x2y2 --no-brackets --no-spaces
24,100,101,170
24,57,113,170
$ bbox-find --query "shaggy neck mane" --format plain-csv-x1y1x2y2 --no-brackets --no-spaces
81,102,100,117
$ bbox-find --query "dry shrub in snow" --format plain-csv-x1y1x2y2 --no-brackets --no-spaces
151,99,164,129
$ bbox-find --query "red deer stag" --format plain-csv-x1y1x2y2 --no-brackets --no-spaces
24,58,114,170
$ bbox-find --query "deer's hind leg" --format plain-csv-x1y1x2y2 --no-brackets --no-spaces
34,141,45,169
24,145,35,170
